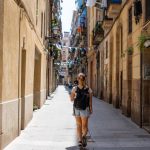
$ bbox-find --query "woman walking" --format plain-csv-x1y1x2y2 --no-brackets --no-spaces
70,73,93,148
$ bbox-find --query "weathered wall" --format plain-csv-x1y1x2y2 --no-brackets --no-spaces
102,0,148,126
0,0,4,148
0,0,4,101
0,0,49,149
0,0,4,149
1,1,20,148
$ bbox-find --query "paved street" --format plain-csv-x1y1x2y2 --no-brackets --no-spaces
5,86,150,150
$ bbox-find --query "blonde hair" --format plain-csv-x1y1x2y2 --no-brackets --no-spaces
77,73,86,86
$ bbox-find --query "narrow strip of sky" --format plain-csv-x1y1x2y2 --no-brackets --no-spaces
61,0,76,33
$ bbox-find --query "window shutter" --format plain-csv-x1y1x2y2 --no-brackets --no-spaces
146,0,150,21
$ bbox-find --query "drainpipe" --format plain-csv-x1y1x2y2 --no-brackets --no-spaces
140,40,143,128
18,4,22,135
47,53,50,96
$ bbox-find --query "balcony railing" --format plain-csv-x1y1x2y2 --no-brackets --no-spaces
80,26,87,36
107,0,122,18
93,21,104,45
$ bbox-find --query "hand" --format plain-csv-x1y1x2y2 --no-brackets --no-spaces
89,107,93,114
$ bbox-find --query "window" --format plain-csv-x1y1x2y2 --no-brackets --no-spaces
106,41,108,59
92,7,94,16
36,0,38,25
44,12,46,37
105,75,107,91
128,7,132,34
146,0,150,22
46,12,48,37
120,27,123,56
41,12,43,38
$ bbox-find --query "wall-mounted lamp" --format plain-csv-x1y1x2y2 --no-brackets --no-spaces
144,40,150,48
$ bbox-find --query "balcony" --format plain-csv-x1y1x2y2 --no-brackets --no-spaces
102,17,113,30
107,0,122,18
93,21,104,45
81,26,87,36
71,29,80,47
79,34,87,47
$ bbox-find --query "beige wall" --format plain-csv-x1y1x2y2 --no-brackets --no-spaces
87,6,97,93
0,1,4,148
0,0,4,101
0,0,49,149
3,0,20,101
81,0,150,126
0,1,20,148
101,0,150,125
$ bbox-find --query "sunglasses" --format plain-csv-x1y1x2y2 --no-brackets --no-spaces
78,75,85,81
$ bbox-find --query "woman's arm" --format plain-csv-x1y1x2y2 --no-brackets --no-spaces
89,88,93,113
89,93,93,113
70,88,75,101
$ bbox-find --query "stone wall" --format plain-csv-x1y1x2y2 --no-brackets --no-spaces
101,0,150,127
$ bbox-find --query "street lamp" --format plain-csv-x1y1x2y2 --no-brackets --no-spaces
144,40,150,48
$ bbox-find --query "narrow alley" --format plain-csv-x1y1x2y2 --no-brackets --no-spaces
0,0,150,150
4,86,150,150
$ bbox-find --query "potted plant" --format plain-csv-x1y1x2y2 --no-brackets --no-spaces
127,46,134,55
137,34,150,51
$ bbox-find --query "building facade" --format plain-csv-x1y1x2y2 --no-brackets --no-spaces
87,4,102,97
48,0,62,93
69,0,88,83
87,0,150,130
61,32,70,84
0,0,53,149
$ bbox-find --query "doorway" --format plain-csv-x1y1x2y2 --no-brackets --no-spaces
120,71,123,108
97,51,100,98
90,61,93,90
109,38,113,104
142,46,150,130
33,48,41,108
115,26,123,108
21,50,26,130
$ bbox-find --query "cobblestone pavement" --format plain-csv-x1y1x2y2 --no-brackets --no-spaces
5,86,150,150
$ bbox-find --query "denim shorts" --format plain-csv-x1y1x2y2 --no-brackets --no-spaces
73,107,90,117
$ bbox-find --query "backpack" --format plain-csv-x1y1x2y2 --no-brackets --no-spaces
73,86,90,110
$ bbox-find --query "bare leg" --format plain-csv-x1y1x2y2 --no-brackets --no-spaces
75,117,82,141
81,117,88,137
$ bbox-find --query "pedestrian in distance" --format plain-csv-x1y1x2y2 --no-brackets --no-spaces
70,73,93,148
68,81,73,94
73,78,78,87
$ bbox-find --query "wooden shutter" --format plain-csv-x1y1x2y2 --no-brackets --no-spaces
146,0,150,22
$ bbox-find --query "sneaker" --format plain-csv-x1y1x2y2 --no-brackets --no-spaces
78,141,82,147
82,136,87,147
